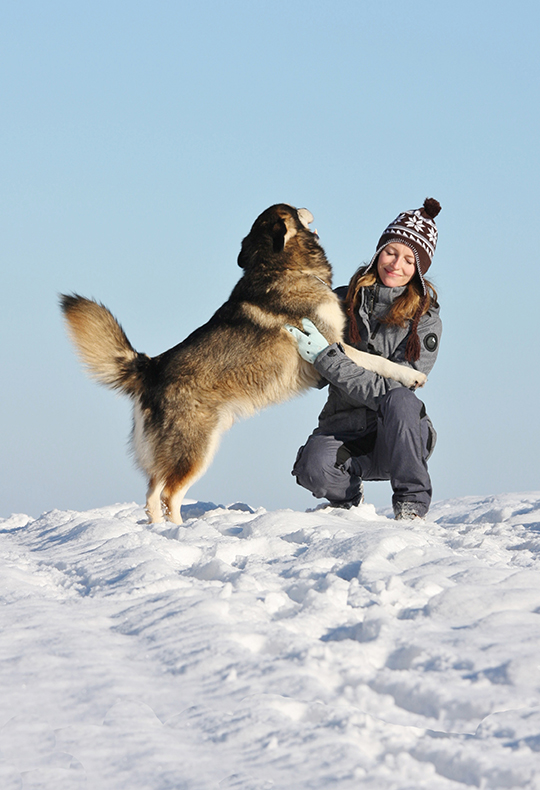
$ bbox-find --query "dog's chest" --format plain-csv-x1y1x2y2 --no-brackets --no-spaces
314,297,346,340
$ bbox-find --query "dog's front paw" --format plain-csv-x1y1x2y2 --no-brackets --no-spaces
404,369,427,389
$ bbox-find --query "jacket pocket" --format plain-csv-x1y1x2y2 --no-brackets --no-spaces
424,416,437,460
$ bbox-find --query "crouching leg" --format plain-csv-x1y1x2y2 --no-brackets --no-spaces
292,433,364,508
359,387,436,519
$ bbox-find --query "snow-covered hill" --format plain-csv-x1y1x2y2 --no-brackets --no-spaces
2,494,540,789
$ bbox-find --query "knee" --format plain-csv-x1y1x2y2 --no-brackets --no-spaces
293,437,336,492
292,434,352,498
380,386,422,419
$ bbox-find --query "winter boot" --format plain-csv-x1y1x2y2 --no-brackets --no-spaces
394,501,426,521
327,482,365,510
310,482,365,512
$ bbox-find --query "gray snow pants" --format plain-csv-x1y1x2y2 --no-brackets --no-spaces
292,387,436,516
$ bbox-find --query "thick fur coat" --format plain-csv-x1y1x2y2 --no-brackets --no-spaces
61,204,425,524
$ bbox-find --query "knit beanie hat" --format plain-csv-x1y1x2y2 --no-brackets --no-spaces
367,197,441,293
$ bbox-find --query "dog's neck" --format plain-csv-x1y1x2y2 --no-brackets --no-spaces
301,271,332,288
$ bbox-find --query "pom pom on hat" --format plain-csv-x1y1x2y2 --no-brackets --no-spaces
422,197,441,220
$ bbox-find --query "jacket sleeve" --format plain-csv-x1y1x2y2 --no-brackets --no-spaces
313,309,442,411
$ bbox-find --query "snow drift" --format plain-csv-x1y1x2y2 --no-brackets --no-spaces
1,493,540,788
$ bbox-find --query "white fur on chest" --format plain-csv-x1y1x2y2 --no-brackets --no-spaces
315,297,346,341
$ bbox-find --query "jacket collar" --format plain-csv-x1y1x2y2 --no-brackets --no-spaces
375,283,407,303
362,282,406,314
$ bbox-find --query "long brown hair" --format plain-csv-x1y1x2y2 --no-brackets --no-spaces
344,263,438,361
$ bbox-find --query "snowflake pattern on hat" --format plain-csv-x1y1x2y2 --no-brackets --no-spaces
427,225,438,244
405,212,425,232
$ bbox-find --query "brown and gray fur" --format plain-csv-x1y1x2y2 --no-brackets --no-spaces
61,204,425,524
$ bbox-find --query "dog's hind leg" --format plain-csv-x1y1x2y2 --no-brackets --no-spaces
164,479,193,525
146,477,165,523
163,413,233,524
161,466,206,525
159,406,237,525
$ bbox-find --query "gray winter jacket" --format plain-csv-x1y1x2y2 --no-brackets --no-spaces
313,283,442,436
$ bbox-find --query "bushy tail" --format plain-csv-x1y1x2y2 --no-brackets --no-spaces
60,294,148,397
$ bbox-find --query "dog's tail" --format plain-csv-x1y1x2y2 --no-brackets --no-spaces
60,294,148,397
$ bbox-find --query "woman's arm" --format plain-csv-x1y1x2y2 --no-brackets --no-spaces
314,309,442,411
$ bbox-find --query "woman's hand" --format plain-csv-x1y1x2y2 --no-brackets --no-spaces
285,318,329,363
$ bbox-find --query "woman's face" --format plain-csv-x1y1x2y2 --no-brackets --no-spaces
377,243,416,287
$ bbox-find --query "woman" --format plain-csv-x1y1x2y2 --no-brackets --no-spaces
288,198,442,520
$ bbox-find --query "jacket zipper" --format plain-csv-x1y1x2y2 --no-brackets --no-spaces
367,283,379,317
366,283,381,355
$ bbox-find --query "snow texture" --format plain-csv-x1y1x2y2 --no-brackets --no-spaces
2,493,540,788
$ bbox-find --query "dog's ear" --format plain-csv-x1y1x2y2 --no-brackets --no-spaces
271,214,297,253
271,217,287,253
238,237,251,268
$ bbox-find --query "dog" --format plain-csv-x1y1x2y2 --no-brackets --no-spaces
61,203,425,524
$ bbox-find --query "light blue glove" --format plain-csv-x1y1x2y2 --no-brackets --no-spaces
284,318,329,363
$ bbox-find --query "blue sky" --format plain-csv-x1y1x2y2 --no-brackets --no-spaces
1,0,539,516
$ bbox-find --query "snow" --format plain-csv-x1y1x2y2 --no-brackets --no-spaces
2,494,540,788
